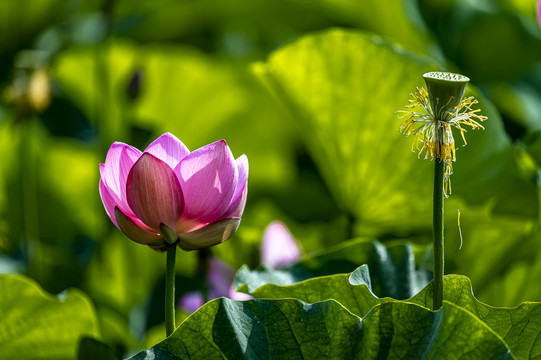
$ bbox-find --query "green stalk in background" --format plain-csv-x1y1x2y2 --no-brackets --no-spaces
397,72,486,310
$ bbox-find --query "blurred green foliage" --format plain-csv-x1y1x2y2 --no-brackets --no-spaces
1,0,541,357
0,274,99,359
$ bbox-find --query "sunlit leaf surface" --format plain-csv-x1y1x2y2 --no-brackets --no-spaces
237,265,541,359
129,297,512,359
0,274,99,360
259,28,538,234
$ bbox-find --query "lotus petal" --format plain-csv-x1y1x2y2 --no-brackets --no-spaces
177,217,240,251
144,132,190,169
223,155,248,218
100,142,141,213
115,207,163,245
175,140,238,223
126,153,184,230
99,180,120,228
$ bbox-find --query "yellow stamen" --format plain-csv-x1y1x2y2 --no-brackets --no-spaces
397,87,486,196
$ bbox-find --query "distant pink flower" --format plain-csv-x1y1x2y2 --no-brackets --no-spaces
179,291,205,312
180,221,301,313
99,133,248,251
261,221,301,268
538,0,541,28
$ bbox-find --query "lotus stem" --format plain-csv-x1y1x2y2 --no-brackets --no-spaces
433,155,445,311
165,245,176,336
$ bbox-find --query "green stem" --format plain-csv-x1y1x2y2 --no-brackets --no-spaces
433,157,445,311
165,245,176,336
20,120,42,283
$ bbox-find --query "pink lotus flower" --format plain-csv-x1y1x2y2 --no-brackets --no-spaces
99,133,248,251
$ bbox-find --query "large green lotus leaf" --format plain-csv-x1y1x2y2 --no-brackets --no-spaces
361,301,512,359
128,297,511,359
238,264,541,359
412,276,541,360
259,28,538,233
235,238,430,300
130,298,363,359
0,274,100,360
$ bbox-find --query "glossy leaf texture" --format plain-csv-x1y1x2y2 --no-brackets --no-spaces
0,274,100,359
129,297,513,359
412,276,541,360
236,264,541,359
130,298,363,359
256,28,538,233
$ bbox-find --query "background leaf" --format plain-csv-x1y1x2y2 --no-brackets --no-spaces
0,274,100,360
258,28,538,235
